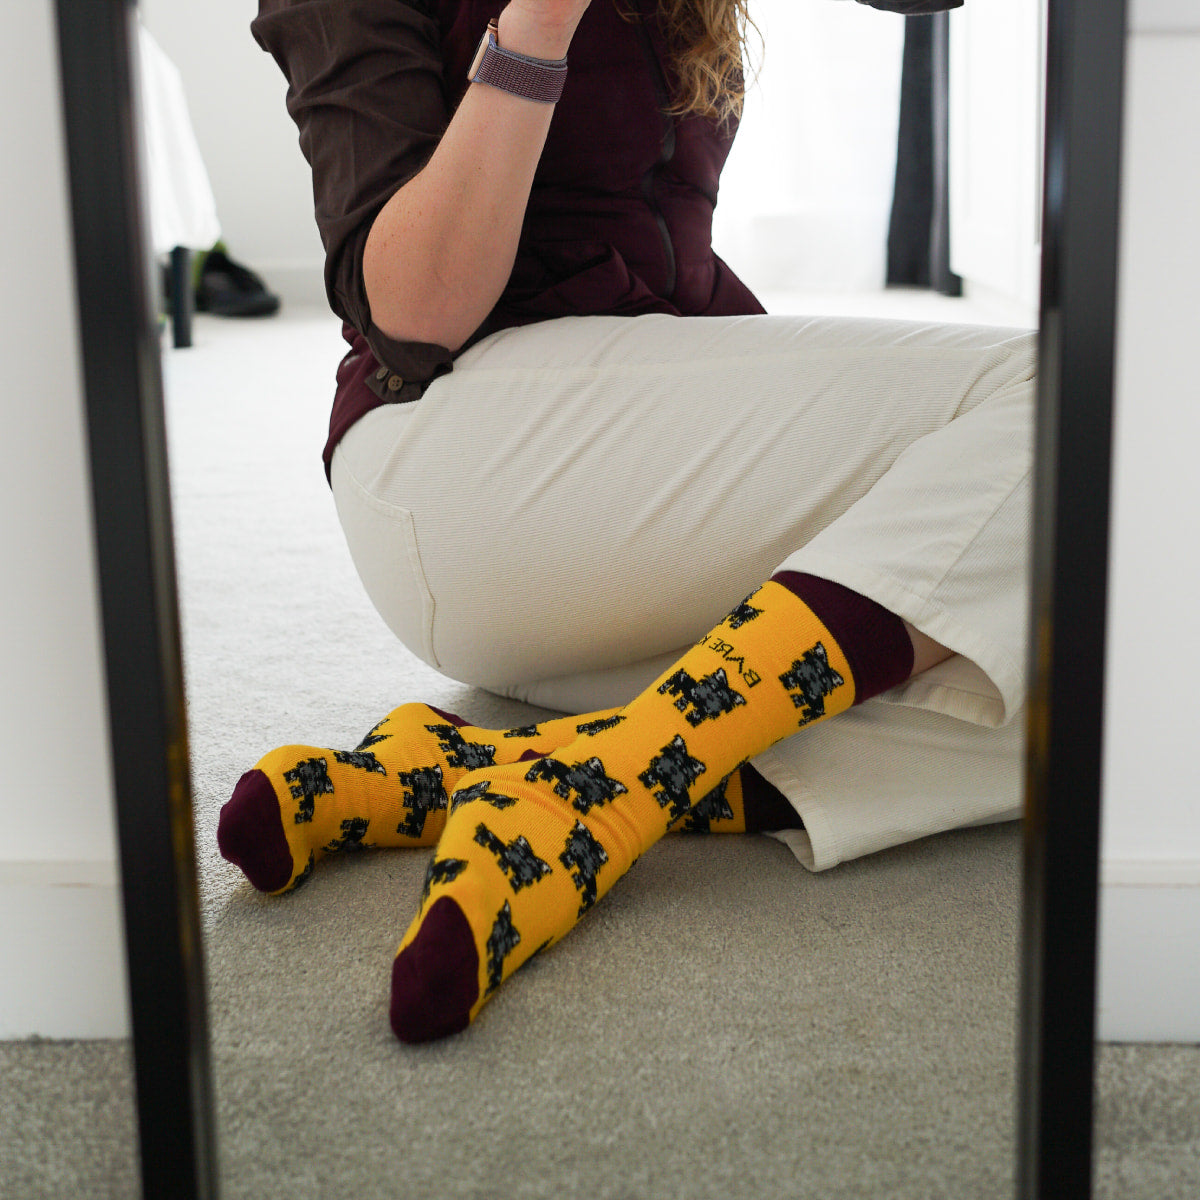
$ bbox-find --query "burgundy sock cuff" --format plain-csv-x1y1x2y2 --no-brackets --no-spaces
770,570,915,703
739,764,805,833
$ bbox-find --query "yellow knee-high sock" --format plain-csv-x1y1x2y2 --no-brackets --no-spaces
391,578,909,1041
217,704,621,894
218,700,764,895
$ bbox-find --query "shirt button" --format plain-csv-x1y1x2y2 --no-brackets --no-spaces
386,375,405,392
375,366,389,381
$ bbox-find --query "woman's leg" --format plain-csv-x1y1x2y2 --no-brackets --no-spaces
332,312,1031,719
324,310,1034,1039
216,695,778,896
330,311,1032,874
388,572,938,1040
216,703,621,894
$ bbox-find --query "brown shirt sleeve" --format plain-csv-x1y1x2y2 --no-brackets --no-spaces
252,0,454,377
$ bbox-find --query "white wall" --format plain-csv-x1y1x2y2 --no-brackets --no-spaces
0,1,130,1038
948,0,1044,328
712,0,904,294
139,0,325,305
1096,0,1200,1041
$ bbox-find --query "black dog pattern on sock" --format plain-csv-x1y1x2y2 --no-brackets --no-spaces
779,642,846,726
332,749,386,775
726,596,763,628
676,776,735,834
575,714,626,736
284,756,334,824
525,756,629,813
355,719,390,750
397,764,449,837
559,820,609,916
485,901,521,995
449,779,519,813
421,855,468,902
289,851,315,890
502,724,542,738
426,723,498,770
323,817,370,853
658,667,746,726
474,822,552,893
639,735,707,821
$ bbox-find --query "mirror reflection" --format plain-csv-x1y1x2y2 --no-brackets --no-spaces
147,0,1038,1192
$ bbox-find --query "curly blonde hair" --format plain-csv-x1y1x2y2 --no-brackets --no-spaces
619,0,763,126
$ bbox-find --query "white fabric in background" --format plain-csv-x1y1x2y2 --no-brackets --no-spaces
135,21,221,255
712,0,906,294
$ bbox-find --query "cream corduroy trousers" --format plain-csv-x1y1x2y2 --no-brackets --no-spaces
330,313,1035,870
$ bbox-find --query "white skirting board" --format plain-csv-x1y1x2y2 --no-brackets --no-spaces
2,856,1194,1042
1097,864,1200,1043
0,862,130,1039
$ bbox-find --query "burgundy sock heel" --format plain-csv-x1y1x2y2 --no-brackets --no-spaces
390,896,480,1043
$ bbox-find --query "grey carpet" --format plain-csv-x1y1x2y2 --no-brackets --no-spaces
2,311,1196,1199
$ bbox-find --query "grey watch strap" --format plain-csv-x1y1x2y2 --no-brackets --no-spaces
470,20,568,104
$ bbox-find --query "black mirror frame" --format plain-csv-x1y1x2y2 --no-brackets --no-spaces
54,1,217,1195
54,1,1127,1197
1016,0,1126,1195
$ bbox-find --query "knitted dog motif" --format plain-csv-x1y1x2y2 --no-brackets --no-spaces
449,779,518,813
502,723,542,738
323,816,370,853
524,756,629,813
397,764,449,836
290,852,315,890
658,666,746,726
426,723,498,770
575,714,626,736
676,777,734,834
485,902,521,995
283,756,334,824
473,823,553,893
726,598,763,629
779,642,846,726
559,820,609,915
332,748,386,774
355,719,390,750
421,855,468,902
638,735,707,820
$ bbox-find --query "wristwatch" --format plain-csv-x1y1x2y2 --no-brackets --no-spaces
468,18,568,104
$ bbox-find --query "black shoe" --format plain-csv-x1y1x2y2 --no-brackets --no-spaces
194,246,281,317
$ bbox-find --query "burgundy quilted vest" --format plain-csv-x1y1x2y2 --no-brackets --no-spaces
439,0,763,330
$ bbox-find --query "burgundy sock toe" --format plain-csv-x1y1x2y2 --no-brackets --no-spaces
217,769,296,893
390,896,480,1043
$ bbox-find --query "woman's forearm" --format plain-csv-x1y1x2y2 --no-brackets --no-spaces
363,2,587,351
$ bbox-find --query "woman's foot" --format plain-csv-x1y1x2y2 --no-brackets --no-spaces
217,704,613,894
389,579,896,1041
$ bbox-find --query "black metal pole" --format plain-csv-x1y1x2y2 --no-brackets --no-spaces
1017,0,1127,1196
54,2,217,1197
